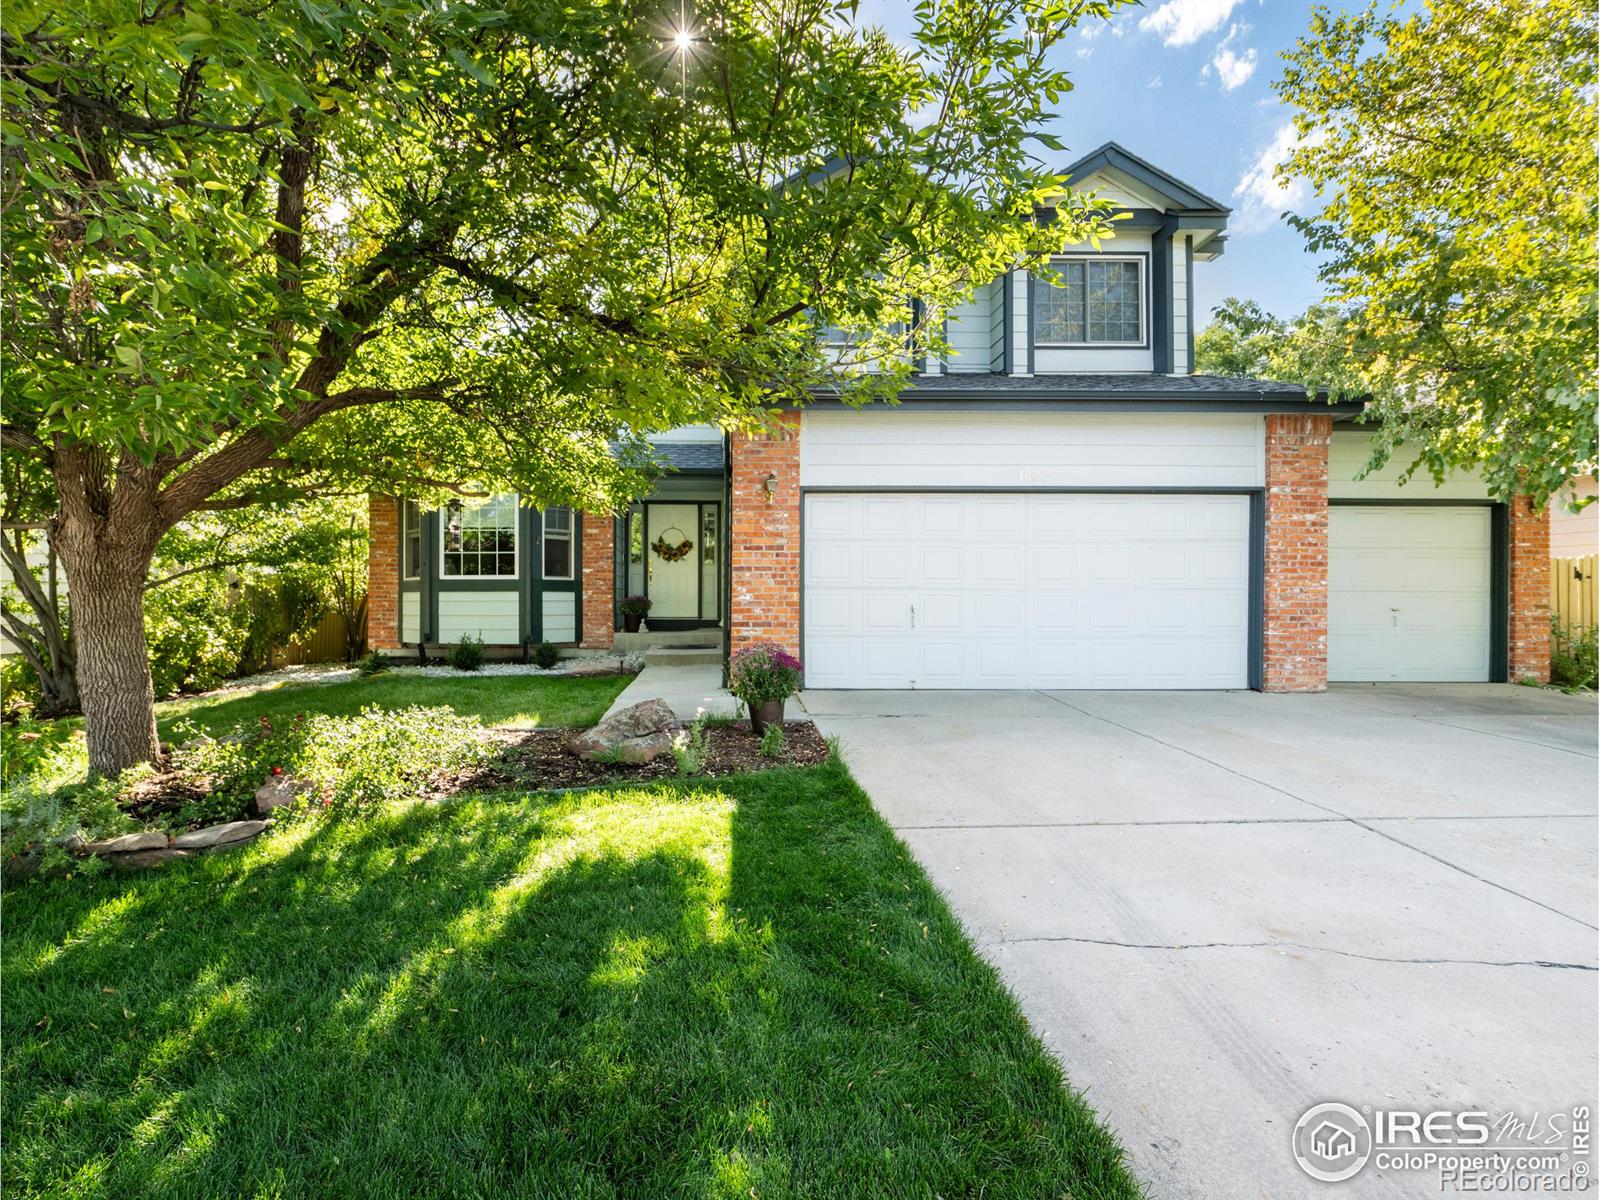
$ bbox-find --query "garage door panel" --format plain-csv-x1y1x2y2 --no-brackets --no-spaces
806,542,851,585
804,492,1249,690
1329,505,1491,682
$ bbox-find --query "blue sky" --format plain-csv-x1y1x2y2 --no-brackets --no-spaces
855,0,1369,330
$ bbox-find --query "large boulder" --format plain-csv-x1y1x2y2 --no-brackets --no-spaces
568,699,678,764
171,820,270,850
255,773,315,814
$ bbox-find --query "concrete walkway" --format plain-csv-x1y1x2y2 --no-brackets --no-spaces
603,663,741,721
801,683,1599,1199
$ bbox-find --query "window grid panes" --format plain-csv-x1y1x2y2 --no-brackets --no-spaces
442,494,517,578
543,508,573,580
1033,258,1143,345
401,500,422,580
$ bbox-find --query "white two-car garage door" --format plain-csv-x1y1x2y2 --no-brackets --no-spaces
803,492,1250,689
1328,505,1492,682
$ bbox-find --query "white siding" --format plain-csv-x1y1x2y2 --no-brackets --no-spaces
401,592,420,643
987,276,1007,372
1552,477,1599,557
542,592,576,643
437,591,519,644
1329,431,1490,500
1008,271,1029,375
943,290,991,373
650,424,721,443
800,411,1264,490
1172,237,1190,374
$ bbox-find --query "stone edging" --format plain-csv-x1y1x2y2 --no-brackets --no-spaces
77,820,273,869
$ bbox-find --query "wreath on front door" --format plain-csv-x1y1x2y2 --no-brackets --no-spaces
651,527,694,562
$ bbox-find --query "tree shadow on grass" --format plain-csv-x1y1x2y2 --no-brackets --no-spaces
2,764,1138,1199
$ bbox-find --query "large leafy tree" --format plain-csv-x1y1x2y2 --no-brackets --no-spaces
1276,0,1597,501
2,0,1123,773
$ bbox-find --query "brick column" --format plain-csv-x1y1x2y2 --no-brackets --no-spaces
367,495,400,650
1262,413,1332,692
580,512,615,649
729,412,801,658
1508,494,1551,682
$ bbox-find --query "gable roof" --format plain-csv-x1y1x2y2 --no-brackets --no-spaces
1061,141,1231,215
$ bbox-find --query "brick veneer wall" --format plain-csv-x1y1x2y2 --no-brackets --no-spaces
729,413,802,658
579,512,615,649
1508,495,1551,682
367,494,400,650
1263,413,1332,692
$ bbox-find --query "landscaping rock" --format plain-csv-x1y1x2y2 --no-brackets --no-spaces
84,831,169,856
171,820,269,850
111,847,193,869
568,698,678,764
565,657,626,677
254,773,314,813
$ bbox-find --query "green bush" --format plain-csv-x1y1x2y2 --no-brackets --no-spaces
144,572,325,697
758,722,785,758
1,657,41,721
172,705,489,815
1,741,131,876
448,635,485,672
355,649,391,676
533,640,561,669
1551,616,1598,691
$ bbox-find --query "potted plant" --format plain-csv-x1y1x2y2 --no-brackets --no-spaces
728,642,803,735
620,593,651,633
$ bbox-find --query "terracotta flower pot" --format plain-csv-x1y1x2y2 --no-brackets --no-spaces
749,699,785,735
622,613,643,633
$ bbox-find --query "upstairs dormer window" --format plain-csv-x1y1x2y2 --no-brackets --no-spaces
1033,256,1146,346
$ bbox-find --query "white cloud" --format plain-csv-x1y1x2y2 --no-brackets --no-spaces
1212,44,1257,90
1233,123,1315,233
1138,0,1242,48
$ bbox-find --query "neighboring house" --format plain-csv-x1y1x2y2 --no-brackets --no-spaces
367,142,1551,689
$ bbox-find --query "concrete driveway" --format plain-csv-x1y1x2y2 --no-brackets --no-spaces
800,684,1599,1198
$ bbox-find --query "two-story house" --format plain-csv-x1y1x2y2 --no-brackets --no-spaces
367,143,1551,690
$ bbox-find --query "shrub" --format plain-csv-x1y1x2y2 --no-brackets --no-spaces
173,705,489,815
1,760,135,876
758,722,785,758
448,635,485,672
1551,616,1598,691
671,714,708,776
532,641,561,669
620,594,652,618
1,657,41,721
355,649,391,676
728,642,803,707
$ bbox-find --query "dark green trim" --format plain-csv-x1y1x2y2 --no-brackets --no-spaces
1248,490,1265,690
1060,141,1233,214
421,510,440,642
911,298,925,373
1490,504,1509,683
1185,236,1196,374
1001,271,1014,374
800,396,1366,415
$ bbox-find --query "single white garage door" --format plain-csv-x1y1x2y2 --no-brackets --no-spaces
1328,506,1492,682
803,492,1250,689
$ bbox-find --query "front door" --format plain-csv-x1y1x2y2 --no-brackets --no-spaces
646,504,700,620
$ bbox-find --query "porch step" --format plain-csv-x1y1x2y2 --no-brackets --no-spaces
615,628,723,652
642,646,724,668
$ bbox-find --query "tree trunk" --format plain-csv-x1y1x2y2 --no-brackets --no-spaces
62,547,160,773
51,446,165,775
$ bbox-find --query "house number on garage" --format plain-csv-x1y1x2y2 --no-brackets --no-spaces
1019,469,1048,484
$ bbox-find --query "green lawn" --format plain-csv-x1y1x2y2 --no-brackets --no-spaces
3,761,1140,1199
156,671,632,738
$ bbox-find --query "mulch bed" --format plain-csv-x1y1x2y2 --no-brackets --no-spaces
450,720,831,793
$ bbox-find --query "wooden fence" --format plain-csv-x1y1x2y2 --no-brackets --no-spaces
277,604,366,666
1551,555,1597,638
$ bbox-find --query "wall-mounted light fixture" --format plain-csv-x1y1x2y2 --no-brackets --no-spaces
763,472,778,503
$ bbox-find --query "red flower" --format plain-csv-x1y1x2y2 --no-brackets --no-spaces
271,766,284,776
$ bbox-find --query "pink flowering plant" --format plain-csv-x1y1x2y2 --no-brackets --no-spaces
728,642,804,706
